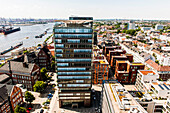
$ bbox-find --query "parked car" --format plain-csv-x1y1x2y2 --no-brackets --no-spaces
40,109,44,113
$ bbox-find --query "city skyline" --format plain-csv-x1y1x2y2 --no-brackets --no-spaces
0,0,170,20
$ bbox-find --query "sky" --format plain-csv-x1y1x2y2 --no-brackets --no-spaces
0,0,170,20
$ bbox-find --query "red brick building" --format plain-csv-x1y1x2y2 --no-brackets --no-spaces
0,84,11,113
115,61,145,84
93,46,109,84
103,46,121,57
146,59,170,81
108,50,126,63
0,61,41,91
6,85,23,111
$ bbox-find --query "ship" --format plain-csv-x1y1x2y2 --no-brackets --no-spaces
0,42,23,55
3,27,21,35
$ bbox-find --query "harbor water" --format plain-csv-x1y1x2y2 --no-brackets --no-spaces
0,23,55,53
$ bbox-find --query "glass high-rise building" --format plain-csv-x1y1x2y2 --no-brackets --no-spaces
53,17,93,107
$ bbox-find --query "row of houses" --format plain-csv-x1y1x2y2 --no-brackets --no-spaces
0,84,23,113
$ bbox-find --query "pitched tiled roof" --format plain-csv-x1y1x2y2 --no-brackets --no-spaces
6,85,14,96
145,59,159,70
0,74,10,83
0,84,8,105
0,61,36,74
145,59,170,72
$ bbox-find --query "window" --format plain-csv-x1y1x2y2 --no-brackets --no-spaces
56,59,91,62
132,69,135,71
57,63,69,67
74,49,92,53
67,39,80,43
76,80,84,83
56,44,64,48
55,39,62,43
67,84,91,87
56,49,63,53
55,28,92,33
58,72,91,75
58,68,86,71
55,34,92,38
56,54,63,57
58,76,91,79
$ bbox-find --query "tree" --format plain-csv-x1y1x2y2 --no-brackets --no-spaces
33,81,45,93
25,91,35,104
40,67,48,81
14,105,27,113
155,60,159,64
126,36,130,39
126,29,136,36
0,63,5,68
51,56,55,72
117,29,121,34
122,29,126,33
133,44,138,47
23,50,29,54
37,44,41,46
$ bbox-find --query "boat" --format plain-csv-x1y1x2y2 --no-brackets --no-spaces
35,36,40,38
0,42,23,55
25,37,29,39
3,27,21,35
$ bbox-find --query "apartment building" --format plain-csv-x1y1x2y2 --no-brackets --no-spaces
103,46,121,57
0,84,11,113
93,46,109,84
108,49,126,63
114,61,145,84
102,83,147,113
146,59,170,81
23,46,52,70
54,17,93,107
135,70,159,93
163,98,170,113
134,70,170,113
6,85,23,111
0,61,40,91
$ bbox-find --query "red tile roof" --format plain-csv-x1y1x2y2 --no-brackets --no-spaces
146,59,170,71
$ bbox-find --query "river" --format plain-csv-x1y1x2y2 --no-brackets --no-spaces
0,23,55,53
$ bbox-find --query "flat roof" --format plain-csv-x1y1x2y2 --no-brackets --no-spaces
131,62,144,66
152,82,170,91
139,70,156,75
104,83,147,113
0,74,10,82
55,20,93,24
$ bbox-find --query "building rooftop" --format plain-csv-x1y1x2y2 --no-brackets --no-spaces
0,61,37,74
104,83,147,113
139,70,156,76
0,84,8,105
151,81,170,91
0,74,10,83
131,62,144,66
146,59,170,72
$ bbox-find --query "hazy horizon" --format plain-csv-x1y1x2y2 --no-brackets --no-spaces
0,0,170,20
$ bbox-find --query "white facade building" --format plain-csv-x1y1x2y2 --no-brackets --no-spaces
155,24,164,30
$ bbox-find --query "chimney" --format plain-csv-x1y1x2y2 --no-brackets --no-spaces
8,61,12,74
23,62,28,68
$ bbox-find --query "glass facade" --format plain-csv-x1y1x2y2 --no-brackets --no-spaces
74,49,92,53
57,63,69,66
58,67,86,71
56,59,91,62
67,39,80,43
58,72,91,75
58,76,91,79
55,34,92,38
55,28,92,33
54,19,93,106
